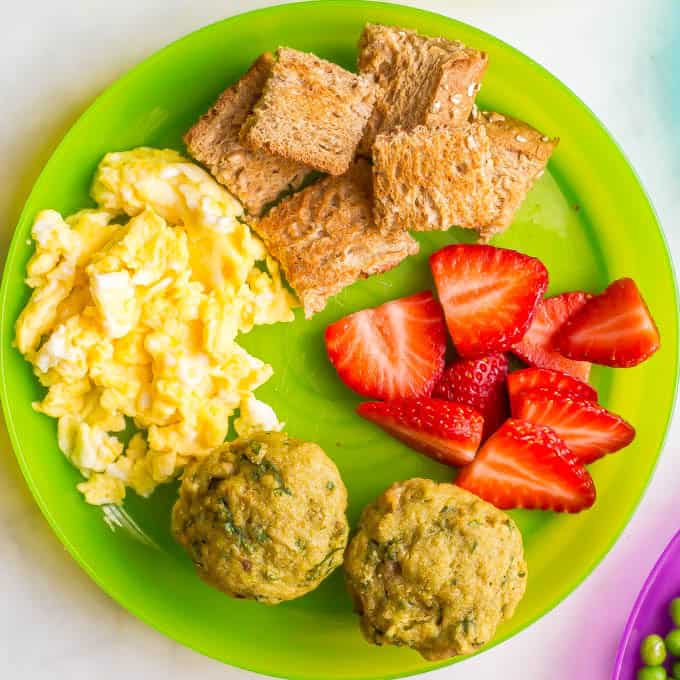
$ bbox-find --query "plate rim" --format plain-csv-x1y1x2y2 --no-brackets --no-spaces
1,1,678,678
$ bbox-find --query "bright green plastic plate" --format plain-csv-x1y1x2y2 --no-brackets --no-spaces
1,2,677,679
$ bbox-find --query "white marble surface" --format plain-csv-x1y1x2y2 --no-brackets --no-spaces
1,1,678,678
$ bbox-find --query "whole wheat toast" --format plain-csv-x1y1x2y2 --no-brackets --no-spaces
373,123,496,233
241,48,376,176
184,53,310,216
373,116,557,238
253,159,418,317
358,23,488,154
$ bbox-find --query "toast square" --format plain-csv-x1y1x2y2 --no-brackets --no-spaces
372,116,557,239
358,23,488,154
373,123,496,234
184,53,310,216
241,48,376,176
479,111,559,240
253,159,419,318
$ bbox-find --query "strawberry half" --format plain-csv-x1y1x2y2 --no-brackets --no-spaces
555,278,660,367
511,292,592,381
513,388,635,464
357,398,483,466
507,367,597,413
456,418,596,513
432,353,509,441
325,291,447,400
430,244,548,358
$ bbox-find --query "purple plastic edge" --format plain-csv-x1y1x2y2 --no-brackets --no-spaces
612,529,680,679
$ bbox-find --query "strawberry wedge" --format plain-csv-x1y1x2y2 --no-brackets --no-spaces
556,278,660,367
513,388,635,464
324,291,447,400
430,244,548,358
432,353,509,441
456,418,596,513
511,292,592,381
507,367,597,413
357,398,484,467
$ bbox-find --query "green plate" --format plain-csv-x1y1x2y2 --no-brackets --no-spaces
1,2,677,678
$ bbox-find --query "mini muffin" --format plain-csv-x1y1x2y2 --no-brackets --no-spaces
344,478,527,659
172,432,349,604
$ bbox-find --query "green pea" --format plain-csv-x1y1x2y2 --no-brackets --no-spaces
671,598,680,627
641,634,667,666
637,667,667,680
671,660,680,679
666,629,680,657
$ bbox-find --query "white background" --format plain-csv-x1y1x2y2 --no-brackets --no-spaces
1,1,678,679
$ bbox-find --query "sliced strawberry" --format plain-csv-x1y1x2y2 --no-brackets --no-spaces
513,388,635,464
432,353,509,441
324,291,446,400
430,244,548,358
357,398,483,466
456,418,596,513
507,367,597,413
555,278,660,367
511,292,592,381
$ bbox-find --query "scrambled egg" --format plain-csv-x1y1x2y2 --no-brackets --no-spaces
15,148,296,505
234,396,285,438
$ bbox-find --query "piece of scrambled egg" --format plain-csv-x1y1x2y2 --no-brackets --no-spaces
15,148,297,505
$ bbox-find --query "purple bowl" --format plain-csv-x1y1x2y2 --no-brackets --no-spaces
613,530,680,679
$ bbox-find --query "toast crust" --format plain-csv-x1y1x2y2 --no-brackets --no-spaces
241,48,376,176
253,159,418,317
184,53,310,215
